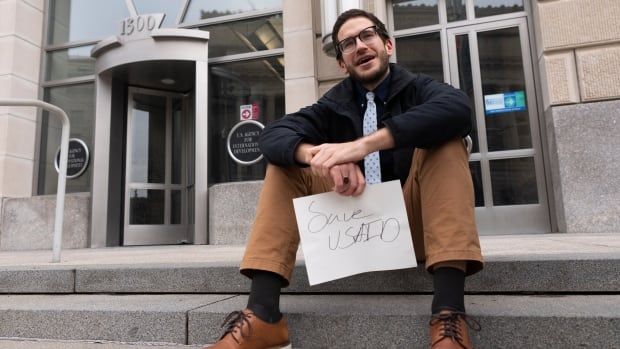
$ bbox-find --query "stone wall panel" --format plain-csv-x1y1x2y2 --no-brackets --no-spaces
540,51,580,107
536,0,620,51
548,100,620,233
0,193,90,250
576,44,620,101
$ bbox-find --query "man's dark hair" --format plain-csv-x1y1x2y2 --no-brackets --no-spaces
331,9,390,61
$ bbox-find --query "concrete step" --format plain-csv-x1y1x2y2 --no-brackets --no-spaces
0,338,201,349
0,233,618,294
0,294,617,348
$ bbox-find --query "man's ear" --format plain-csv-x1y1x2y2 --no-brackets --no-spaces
385,38,394,55
338,59,348,74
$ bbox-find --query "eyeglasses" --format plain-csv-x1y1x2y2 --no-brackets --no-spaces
336,26,383,54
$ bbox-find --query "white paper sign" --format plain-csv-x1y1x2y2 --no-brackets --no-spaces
293,180,417,285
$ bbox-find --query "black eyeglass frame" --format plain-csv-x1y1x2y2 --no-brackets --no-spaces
335,25,387,54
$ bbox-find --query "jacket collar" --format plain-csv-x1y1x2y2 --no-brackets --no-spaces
321,63,416,116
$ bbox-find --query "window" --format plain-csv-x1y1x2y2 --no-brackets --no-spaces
200,14,283,58
183,0,281,23
47,0,129,45
208,58,285,184
475,0,524,18
198,2,285,184
45,45,95,81
133,0,185,28
392,0,439,30
395,32,444,82
38,83,95,195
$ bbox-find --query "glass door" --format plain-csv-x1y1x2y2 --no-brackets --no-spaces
124,87,189,245
447,18,550,234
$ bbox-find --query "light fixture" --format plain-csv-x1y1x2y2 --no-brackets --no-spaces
161,78,175,85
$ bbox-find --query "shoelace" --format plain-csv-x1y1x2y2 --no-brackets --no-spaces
429,311,481,349
219,310,253,344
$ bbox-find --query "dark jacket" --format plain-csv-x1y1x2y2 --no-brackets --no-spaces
259,63,472,184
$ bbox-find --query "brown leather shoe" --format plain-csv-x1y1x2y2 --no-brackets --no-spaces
204,309,291,349
429,310,480,349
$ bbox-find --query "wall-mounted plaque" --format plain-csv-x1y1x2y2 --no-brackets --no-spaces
227,120,264,165
54,138,90,179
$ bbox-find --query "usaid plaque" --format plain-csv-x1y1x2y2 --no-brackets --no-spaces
54,138,90,179
227,120,264,165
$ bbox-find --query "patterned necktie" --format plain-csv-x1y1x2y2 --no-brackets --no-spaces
363,91,381,184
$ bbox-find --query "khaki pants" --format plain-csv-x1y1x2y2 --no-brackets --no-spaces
241,138,483,285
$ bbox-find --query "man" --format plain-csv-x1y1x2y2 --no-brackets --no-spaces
207,9,483,349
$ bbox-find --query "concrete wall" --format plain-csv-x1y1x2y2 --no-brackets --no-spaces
0,0,44,198
533,0,620,233
0,193,90,250
208,181,262,245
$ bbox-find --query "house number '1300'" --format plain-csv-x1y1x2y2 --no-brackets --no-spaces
121,15,158,36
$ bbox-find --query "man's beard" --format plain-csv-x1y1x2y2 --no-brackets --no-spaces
347,50,390,86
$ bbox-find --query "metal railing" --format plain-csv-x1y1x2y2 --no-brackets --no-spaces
0,99,70,263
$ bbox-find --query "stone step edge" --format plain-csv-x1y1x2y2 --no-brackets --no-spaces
0,294,618,348
0,337,202,348
1,257,617,294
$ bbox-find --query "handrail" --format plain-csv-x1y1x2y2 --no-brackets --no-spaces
0,99,70,263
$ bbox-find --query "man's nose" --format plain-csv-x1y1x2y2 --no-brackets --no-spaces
355,36,369,51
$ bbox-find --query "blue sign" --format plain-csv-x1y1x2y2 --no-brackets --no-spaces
484,91,527,115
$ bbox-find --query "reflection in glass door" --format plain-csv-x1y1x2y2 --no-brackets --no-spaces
124,88,189,245
447,18,550,234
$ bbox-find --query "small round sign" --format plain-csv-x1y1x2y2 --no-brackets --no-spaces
227,120,264,165
54,138,90,179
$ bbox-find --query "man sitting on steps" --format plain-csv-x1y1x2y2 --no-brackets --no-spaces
206,8,484,349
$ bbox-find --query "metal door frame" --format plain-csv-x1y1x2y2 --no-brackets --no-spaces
123,87,189,245
446,17,550,234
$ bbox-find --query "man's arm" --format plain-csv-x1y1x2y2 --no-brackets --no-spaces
293,128,395,197
307,127,395,177
259,102,332,167
383,73,471,149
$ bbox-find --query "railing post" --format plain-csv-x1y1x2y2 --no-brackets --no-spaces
0,99,70,263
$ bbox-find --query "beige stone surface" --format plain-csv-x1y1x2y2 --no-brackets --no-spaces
0,75,39,121
22,0,44,11
536,0,620,51
315,37,346,81
0,38,14,76
8,38,41,83
14,0,44,45
0,114,36,159
0,1,17,37
285,76,317,113
284,29,316,79
0,156,33,197
283,0,313,32
540,51,580,107
0,160,4,197
576,44,620,101
0,37,41,84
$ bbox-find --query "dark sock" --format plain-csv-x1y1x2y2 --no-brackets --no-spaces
431,267,466,314
247,270,283,323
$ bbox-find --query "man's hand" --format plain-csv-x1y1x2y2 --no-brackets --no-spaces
293,128,395,196
308,128,396,178
330,163,365,196
309,140,368,178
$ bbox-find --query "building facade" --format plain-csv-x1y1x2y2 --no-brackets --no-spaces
0,0,618,250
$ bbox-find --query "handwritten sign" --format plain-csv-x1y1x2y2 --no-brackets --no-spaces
293,180,417,285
